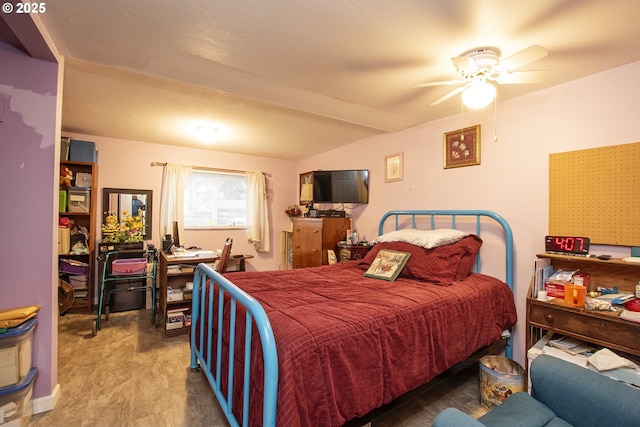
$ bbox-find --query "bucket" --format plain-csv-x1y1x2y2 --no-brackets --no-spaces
479,355,525,410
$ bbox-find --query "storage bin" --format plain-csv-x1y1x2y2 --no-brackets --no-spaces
69,139,98,163
479,355,525,410
58,190,67,212
111,258,147,275
68,275,88,289
59,259,89,276
0,367,37,427
75,173,92,188
0,318,37,389
67,188,90,213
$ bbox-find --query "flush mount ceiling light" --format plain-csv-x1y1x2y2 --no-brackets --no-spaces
196,125,218,143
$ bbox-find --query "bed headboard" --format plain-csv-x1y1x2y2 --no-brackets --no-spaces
378,210,514,291
378,210,515,359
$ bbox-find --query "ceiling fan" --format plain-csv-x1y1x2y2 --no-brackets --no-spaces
415,45,549,108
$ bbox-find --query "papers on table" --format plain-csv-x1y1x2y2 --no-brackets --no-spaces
168,249,217,258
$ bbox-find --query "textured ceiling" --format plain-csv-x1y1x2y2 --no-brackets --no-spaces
18,0,640,160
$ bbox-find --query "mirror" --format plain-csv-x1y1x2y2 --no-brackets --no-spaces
102,188,153,240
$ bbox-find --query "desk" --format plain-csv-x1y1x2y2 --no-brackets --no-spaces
526,254,640,360
158,251,254,337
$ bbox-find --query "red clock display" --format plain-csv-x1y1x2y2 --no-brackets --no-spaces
545,236,590,256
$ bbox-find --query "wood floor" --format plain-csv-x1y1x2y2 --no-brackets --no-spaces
30,310,487,427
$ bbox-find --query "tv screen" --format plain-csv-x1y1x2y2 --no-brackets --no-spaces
312,170,369,204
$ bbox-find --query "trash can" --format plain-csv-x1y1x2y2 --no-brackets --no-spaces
479,355,525,410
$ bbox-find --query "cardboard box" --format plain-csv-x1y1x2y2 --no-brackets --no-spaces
166,310,185,330
544,282,565,298
167,287,184,302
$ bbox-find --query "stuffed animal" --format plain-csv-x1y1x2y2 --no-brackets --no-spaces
60,165,73,188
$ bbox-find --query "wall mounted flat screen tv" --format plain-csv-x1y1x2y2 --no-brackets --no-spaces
306,170,369,204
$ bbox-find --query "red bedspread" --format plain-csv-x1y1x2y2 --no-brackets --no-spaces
203,261,516,426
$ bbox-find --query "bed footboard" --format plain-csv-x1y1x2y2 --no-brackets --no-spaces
190,263,278,427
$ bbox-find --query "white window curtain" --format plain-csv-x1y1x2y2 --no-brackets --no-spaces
160,164,192,241
246,171,270,252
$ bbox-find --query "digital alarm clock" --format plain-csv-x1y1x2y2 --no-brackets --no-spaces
545,235,590,256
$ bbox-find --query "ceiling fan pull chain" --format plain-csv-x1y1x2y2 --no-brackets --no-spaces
460,98,465,140
493,95,498,142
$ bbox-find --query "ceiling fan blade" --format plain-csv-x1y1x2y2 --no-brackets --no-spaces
498,45,548,72
431,85,468,106
451,55,478,73
413,79,465,88
497,70,549,84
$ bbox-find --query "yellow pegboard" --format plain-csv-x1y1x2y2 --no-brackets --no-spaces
549,142,640,246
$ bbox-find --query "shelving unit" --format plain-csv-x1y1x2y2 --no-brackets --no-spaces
58,160,97,313
526,253,640,359
158,252,217,337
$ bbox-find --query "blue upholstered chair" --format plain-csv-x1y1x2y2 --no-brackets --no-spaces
433,354,640,427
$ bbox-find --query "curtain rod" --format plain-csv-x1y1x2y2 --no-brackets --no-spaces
150,161,267,176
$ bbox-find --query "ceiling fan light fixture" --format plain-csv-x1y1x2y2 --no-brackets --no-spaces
462,80,496,109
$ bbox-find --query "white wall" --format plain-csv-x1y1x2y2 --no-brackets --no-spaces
68,60,640,367
65,132,299,274
297,60,640,366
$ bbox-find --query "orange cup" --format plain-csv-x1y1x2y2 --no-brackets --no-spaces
564,284,586,307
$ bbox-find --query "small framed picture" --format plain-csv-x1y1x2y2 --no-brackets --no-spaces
385,152,403,182
443,125,481,169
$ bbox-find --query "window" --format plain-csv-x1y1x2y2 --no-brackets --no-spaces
184,171,247,227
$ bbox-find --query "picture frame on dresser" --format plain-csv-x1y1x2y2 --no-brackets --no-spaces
443,124,481,169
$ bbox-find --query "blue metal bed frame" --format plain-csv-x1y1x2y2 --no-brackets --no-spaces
189,210,514,427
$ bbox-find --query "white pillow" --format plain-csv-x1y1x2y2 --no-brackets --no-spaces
371,228,469,249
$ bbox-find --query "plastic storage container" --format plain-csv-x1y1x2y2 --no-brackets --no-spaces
67,188,90,213
0,318,37,389
479,355,525,410
68,275,88,289
68,139,98,163
0,367,37,427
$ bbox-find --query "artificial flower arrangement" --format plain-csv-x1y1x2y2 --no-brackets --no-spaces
285,204,302,218
101,210,144,243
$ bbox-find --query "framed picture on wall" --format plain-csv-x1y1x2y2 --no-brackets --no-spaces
385,152,403,182
443,124,481,169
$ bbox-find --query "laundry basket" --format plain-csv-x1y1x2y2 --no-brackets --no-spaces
479,355,525,410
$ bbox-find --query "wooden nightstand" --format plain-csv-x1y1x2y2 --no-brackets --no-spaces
337,244,371,261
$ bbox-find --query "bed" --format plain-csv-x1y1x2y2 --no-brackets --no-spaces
189,210,517,427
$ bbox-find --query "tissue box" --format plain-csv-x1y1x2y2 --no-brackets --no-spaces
0,318,37,388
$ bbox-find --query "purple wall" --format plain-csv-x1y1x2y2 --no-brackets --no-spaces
0,41,59,400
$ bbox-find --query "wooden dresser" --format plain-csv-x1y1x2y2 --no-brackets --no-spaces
527,253,640,358
292,217,351,268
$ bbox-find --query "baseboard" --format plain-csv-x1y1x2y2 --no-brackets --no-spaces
32,383,60,414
